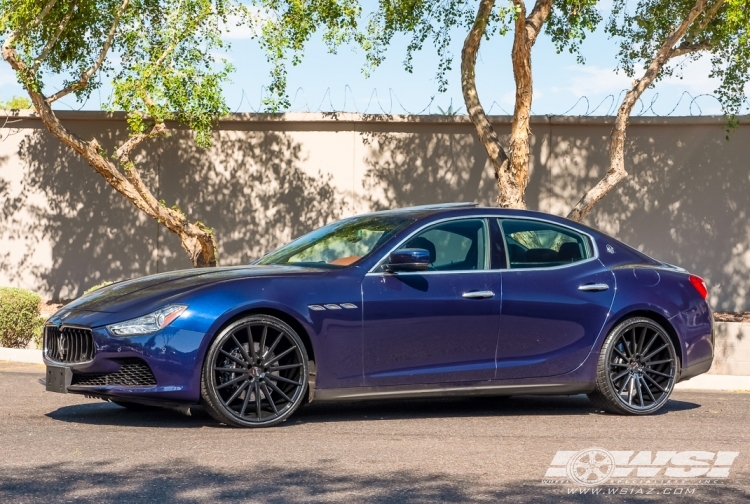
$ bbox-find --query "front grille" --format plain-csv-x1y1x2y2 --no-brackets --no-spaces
71,358,157,387
45,326,95,364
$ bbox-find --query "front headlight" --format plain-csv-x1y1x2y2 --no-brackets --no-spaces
107,305,187,336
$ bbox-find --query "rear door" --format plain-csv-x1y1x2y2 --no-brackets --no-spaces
493,218,615,380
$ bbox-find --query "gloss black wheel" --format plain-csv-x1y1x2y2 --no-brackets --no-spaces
588,317,678,415
201,315,308,427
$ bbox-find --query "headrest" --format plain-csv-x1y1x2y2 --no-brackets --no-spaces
558,242,582,262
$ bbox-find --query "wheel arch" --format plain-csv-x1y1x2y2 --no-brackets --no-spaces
205,307,316,365
605,310,683,367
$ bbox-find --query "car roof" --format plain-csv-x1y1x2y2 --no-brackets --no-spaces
354,203,614,241
359,203,579,224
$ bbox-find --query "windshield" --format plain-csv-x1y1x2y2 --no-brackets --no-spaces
256,214,415,268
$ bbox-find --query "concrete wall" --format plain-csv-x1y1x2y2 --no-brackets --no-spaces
1,111,748,312
711,323,750,375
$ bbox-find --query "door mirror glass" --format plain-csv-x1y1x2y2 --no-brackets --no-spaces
385,248,431,272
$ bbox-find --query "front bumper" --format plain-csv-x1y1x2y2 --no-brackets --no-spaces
43,324,207,403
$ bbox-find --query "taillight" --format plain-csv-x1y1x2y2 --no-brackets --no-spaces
689,274,708,300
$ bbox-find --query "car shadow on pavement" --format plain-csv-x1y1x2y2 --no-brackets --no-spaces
45,401,214,428
290,394,701,425
0,458,746,504
44,394,700,429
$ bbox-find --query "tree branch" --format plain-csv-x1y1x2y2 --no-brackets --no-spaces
622,0,710,126
46,0,129,103
112,119,217,266
33,0,78,69
525,0,552,45
682,0,724,47
29,0,61,30
696,0,725,32
2,0,61,59
567,0,710,222
114,121,167,212
149,4,212,72
670,41,711,58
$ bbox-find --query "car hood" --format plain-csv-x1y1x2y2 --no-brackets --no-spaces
53,264,328,320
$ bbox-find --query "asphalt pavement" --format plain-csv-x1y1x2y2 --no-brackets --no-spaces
1,362,748,503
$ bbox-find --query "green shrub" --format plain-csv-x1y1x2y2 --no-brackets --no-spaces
0,287,45,349
84,281,114,295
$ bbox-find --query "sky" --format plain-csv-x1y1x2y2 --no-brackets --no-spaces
0,1,734,116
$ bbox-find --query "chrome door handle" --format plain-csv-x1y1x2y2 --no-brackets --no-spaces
462,290,495,299
578,283,610,292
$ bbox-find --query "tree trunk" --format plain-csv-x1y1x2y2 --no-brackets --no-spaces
508,1,533,209
461,0,551,208
2,38,218,268
461,0,519,207
567,0,710,222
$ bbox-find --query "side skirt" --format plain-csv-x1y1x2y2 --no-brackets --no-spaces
313,381,594,402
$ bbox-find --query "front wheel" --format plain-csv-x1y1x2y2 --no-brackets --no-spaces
588,317,678,415
201,315,309,427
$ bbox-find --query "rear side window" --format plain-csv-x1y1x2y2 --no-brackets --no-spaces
499,219,591,269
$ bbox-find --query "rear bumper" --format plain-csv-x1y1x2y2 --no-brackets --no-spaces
43,325,207,403
670,303,714,380
678,357,713,382
669,303,714,369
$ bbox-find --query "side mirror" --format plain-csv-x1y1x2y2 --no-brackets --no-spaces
384,248,431,272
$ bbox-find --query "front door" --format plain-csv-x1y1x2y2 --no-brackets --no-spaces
362,218,501,386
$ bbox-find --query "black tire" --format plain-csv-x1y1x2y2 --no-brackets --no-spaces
588,317,678,415
201,314,309,427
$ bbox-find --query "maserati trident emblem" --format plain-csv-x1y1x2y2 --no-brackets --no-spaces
57,333,68,360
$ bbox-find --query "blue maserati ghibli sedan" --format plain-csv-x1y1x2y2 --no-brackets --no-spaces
43,203,714,427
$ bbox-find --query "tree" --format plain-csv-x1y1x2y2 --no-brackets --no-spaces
362,0,601,208
1,0,360,267
256,0,362,111
568,0,749,222
1,0,236,266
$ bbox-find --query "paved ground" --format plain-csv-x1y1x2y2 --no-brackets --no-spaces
1,362,748,503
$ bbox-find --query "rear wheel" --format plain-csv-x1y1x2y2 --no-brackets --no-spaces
201,315,309,427
588,317,678,415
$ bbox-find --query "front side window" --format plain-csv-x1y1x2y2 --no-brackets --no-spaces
401,219,488,271
257,215,415,268
500,219,591,269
